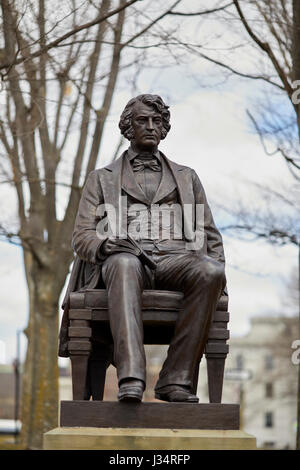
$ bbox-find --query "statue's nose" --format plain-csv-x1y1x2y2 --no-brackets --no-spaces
146,117,154,130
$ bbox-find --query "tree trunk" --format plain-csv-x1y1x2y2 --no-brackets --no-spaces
293,0,300,138
297,244,300,450
293,0,300,450
19,250,62,449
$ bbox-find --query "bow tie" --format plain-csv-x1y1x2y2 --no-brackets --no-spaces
132,157,161,172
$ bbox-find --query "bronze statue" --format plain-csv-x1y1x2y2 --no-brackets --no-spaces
59,94,226,404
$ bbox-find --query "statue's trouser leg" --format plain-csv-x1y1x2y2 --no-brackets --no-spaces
101,253,151,385
154,252,225,391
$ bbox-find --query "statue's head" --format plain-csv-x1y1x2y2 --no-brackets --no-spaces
119,94,171,149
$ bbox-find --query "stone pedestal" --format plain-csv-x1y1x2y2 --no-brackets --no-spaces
43,401,256,450
59,401,240,430
44,427,256,450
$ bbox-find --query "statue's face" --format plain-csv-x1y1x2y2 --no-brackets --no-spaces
131,101,163,150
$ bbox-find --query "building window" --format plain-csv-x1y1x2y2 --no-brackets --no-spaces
236,354,244,370
265,354,274,371
263,442,275,449
265,382,273,398
265,412,273,428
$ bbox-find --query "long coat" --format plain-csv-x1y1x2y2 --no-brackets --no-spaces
58,151,225,357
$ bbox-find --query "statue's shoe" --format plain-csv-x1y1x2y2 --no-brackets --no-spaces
155,385,199,403
118,379,144,403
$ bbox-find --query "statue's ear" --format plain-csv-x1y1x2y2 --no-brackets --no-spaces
160,130,168,140
124,127,134,141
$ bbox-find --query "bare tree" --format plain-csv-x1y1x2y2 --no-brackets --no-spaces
166,0,300,176
0,0,193,449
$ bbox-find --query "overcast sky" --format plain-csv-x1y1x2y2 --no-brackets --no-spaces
0,2,298,365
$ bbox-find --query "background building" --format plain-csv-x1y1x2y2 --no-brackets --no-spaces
198,315,298,449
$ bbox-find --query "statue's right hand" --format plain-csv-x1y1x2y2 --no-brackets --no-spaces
101,237,121,255
100,237,141,258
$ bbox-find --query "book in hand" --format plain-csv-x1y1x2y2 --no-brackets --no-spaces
126,235,157,270
103,236,157,270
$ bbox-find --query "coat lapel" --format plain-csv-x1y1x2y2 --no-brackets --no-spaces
121,155,150,205
152,156,177,204
99,153,127,237
162,153,194,204
163,154,195,241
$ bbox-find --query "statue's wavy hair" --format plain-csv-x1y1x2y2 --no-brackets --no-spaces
119,94,171,141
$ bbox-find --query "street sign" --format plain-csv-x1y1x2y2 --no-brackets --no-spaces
224,368,252,381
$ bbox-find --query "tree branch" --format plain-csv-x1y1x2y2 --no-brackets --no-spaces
176,41,285,91
86,0,127,177
70,0,110,189
220,222,299,246
121,0,183,49
0,0,139,73
168,1,234,17
0,175,81,191
233,0,294,100
247,109,300,177
1,0,43,213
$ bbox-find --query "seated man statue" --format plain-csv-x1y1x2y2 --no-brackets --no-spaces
59,94,226,404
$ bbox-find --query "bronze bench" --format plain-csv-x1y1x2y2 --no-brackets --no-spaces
67,289,229,402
